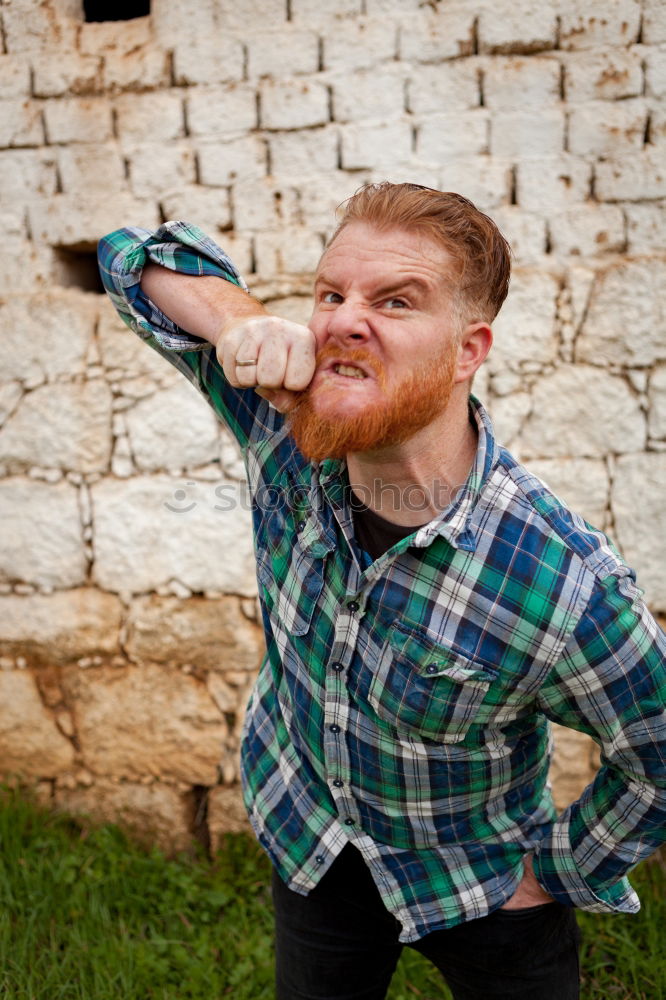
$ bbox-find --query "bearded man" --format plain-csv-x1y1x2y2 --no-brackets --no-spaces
98,183,665,1000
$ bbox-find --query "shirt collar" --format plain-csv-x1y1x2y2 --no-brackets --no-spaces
314,395,500,553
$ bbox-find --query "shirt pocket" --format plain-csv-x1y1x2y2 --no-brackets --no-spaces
367,622,499,744
257,508,327,637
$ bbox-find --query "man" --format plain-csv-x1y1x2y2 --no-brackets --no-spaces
98,183,665,1000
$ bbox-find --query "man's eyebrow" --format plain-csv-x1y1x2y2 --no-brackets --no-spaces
314,274,433,296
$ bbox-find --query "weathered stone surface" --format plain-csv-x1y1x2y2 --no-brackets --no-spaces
612,453,666,610
0,382,23,428
208,785,251,847
0,589,122,665
399,7,476,62
549,724,599,813
97,307,176,381
526,458,609,529
60,661,227,784
516,155,592,213
482,55,560,108
562,47,643,103
520,366,645,458
548,205,625,257
0,380,112,474
648,364,666,439
0,478,86,589
0,671,75,779
2,291,97,383
478,0,557,54
186,84,258,137
576,259,666,368
125,595,263,672
54,780,195,853
488,391,532,450
91,475,257,596
559,0,641,50
488,269,559,373
124,381,220,472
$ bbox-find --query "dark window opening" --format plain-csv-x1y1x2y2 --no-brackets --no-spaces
83,0,150,22
54,247,105,294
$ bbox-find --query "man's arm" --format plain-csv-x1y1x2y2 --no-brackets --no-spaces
140,262,316,413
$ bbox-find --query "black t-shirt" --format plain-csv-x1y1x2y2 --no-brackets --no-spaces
350,494,427,562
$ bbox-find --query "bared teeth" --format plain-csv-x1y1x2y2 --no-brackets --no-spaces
335,364,366,379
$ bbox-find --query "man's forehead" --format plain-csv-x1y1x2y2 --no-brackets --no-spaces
315,221,453,282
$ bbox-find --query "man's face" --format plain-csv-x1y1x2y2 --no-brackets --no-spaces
288,222,463,461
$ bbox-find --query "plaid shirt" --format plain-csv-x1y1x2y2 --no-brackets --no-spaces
98,222,666,943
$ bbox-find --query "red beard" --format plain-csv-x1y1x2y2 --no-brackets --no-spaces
288,342,457,462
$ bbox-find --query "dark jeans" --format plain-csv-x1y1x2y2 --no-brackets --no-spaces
272,844,581,1000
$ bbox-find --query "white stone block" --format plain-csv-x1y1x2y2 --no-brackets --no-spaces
643,0,666,43
548,204,625,257
260,78,330,130
197,136,267,186
57,143,126,194
186,84,258,137
172,36,245,87
439,157,513,211
254,228,324,278
269,127,339,177
0,55,33,98
78,13,151,54
516,155,592,212
97,306,177,381
29,191,160,251
478,0,557,54
0,149,57,199
562,47,643,103
575,258,666,367
124,381,221,472
127,143,196,200
290,0,361,21
91,475,257,596
559,0,642,50
114,91,185,144
0,382,23,428
0,99,44,147
247,28,319,79
263,295,313,327
612,453,666,610
294,171,367,229
417,110,489,160
595,148,666,200
160,187,232,232
1,291,96,383
43,98,113,144
1,0,78,52
0,672,75,779
645,45,666,98
406,60,481,115
399,7,477,63
103,47,170,92
625,203,666,253
520,365,645,458
482,55,560,108
489,269,560,373
0,478,86,588
526,457,609,530
0,380,112,475
323,17,397,70
568,99,647,158
0,588,122,660
648,365,666,439
341,120,413,170
488,391,532,449
0,239,53,294
331,67,406,124
491,207,547,263
32,52,102,98
491,109,565,158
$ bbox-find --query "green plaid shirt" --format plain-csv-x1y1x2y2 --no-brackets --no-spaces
98,222,666,942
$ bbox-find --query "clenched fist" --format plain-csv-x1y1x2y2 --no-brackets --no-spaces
218,315,317,413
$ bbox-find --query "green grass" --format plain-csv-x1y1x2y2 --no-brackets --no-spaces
0,787,663,1000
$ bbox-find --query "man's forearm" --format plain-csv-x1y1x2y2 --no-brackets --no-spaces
140,262,267,347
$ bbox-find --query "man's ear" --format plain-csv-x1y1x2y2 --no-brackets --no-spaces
455,322,493,384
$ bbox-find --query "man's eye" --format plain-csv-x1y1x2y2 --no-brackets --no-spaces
322,291,342,304
383,297,408,309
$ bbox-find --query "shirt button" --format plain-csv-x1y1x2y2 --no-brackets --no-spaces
315,855,325,865
331,661,344,672
347,600,360,612
296,520,306,532
425,664,438,674
329,724,341,734
344,817,355,826
333,779,344,788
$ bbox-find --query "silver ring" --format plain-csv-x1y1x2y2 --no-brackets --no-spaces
236,359,258,367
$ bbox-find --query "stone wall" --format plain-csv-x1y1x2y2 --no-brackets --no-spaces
0,0,664,851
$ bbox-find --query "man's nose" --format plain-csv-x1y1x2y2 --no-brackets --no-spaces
324,300,371,344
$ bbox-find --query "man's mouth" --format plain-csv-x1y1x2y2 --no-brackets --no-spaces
333,364,367,380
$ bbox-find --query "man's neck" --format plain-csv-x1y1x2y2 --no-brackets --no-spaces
345,389,477,527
